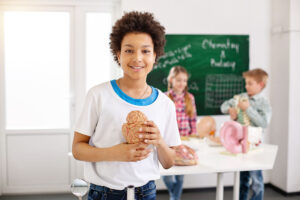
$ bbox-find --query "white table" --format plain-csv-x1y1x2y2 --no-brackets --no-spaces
160,140,278,200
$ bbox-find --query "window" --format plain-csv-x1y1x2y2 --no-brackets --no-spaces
1,6,114,130
4,11,70,129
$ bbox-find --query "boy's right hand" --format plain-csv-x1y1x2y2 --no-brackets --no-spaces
112,143,152,162
229,107,238,120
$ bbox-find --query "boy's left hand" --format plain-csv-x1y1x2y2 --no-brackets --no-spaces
238,99,250,111
138,120,162,147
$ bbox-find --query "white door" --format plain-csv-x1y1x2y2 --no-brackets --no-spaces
1,8,74,194
0,3,116,194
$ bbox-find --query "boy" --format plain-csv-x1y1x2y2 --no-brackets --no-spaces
72,11,181,200
220,68,272,200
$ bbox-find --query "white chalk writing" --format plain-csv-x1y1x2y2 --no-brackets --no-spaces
202,39,239,53
210,50,236,70
154,44,192,69
189,81,199,91
202,38,239,71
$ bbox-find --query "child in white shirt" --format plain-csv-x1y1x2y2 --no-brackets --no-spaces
72,11,181,200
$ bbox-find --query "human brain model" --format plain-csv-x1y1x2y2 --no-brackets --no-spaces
196,116,216,138
122,110,148,144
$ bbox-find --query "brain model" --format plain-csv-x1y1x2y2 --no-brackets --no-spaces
197,116,216,138
122,110,148,144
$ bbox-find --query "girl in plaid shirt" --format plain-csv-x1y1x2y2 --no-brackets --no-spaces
162,66,197,200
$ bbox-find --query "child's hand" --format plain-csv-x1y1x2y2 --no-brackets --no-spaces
138,120,162,147
228,107,238,120
113,143,152,162
238,99,250,111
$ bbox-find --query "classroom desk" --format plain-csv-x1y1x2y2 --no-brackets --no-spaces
160,140,278,200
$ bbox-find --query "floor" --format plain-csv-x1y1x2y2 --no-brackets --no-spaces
0,185,299,200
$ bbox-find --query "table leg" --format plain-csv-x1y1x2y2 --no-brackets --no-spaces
216,172,224,200
233,171,240,200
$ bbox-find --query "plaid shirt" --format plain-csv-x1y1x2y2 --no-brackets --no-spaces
165,90,197,136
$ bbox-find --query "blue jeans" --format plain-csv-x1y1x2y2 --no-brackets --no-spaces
162,175,184,200
240,170,264,200
88,181,156,200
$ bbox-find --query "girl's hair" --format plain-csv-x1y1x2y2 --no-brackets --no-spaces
110,11,166,65
167,66,194,117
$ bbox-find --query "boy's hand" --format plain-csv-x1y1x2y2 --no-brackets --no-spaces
238,99,250,111
229,107,238,120
113,143,152,162
138,120,163,147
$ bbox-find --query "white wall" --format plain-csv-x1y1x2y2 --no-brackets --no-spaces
0,6,4,196
269,0,290,192
121,0,272,189
270,0,300,193
288,0,300,192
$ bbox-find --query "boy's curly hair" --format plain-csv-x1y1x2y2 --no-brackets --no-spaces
110,11,166,65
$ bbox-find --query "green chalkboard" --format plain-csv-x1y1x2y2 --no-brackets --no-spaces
147,34,249,116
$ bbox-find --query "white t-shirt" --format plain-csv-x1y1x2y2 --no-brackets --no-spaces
74,80,181,190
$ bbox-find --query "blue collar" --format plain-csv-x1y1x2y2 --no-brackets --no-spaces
110,80,158,106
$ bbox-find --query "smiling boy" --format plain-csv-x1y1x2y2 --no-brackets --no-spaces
72,11,181,200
